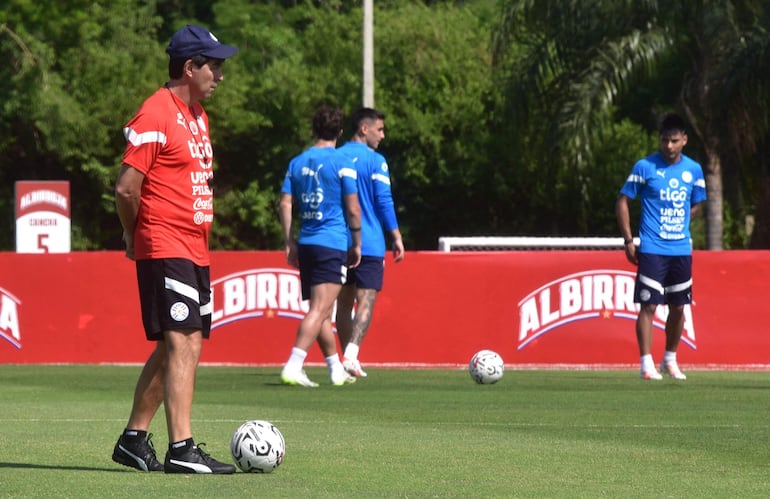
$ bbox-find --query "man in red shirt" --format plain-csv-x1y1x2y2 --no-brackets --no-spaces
112,24,237,474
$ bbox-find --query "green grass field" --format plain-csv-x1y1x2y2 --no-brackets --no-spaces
1,365,769,497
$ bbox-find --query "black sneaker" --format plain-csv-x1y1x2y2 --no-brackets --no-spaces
112,433,164,472
164,443,236,474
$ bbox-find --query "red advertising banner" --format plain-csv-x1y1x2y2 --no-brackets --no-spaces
0,250,768,368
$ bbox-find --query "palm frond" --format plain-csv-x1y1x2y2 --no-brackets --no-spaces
559,27,672,168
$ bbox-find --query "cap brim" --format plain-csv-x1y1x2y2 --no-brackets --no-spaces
202,44,238,59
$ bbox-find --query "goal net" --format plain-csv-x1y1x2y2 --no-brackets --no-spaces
437,236,637,252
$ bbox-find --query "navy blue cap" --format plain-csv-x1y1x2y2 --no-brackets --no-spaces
166,25,238,60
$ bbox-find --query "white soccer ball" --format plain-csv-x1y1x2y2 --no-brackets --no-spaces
469,349,505,384
231,420,285,473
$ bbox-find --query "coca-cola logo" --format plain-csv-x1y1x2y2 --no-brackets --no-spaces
193,198,213,210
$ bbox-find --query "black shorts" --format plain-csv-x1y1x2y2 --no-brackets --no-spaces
634,253,693,305
297,244,348,300
345,256,384,291
136,258,211,341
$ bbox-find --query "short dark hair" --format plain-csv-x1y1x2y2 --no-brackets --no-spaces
168,55,217,79
350,107,385,132
312,106,344,141
659,112,687,135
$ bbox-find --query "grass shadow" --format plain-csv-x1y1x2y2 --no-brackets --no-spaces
0,461,131,472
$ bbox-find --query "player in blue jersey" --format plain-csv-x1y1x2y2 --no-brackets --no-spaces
615,112,707,381
335,108,405,377
278,106,362,387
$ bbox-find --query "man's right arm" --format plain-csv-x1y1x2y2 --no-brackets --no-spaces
278,192,299,268
615,194,637,265
344,193,362,269
390,228,405,262
615,194,633,242
115,165,145,260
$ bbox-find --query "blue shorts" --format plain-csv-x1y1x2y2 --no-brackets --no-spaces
297,244,348,300
634,253,693,305
345,256,384,290
136,258,211,341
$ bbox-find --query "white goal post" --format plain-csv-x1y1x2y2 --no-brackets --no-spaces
437,236,639,252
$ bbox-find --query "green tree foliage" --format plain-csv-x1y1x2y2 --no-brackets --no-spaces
493,0,770,248
1,0,769,252
371,1,500,247
1,0,165,249
709,2,770,247
205,0,365,249
209,0,499,250
492,0,675,236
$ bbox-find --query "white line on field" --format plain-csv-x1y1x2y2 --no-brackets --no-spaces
0,418,747,429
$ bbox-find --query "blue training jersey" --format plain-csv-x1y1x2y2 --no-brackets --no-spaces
619,151,707,256
281,146,358,252
337,141,399,257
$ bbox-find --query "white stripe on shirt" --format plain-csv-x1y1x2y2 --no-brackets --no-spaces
372,173,391,185
124,127,167,147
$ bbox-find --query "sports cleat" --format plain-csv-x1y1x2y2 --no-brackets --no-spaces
342,358,368,378
640,369,663,380
164,443,236,474
280,368,319,387
331,370,356,386
660,361,687,380
112,432,164,472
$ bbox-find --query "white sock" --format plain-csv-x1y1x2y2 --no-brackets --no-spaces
325,354,343,374
343,343,360,361
284,347,307,372
640,354,655,372
663,351,677,364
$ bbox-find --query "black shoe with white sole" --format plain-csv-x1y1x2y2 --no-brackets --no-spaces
112,433,164,472
164,443,236,474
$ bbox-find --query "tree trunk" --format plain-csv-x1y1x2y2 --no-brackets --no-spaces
749,177,770,248
749,160,770,248
703,146,723,250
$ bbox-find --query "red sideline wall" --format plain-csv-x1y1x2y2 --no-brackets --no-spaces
1,251,768,368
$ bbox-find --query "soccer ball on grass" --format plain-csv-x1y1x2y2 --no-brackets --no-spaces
469,349,505,384
230,420,285,473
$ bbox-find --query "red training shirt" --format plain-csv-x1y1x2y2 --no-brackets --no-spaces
122,88,214,266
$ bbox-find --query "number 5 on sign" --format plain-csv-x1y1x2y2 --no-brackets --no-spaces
37,234,50,253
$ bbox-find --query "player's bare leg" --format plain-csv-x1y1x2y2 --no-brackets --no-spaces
660,304,687,379
282,283,342,387
636,304,661,379
317,318,355,385
335,284,356,348
341,288,377,377
112,344,166,471
163,329,202,443
161,327,234,474
348,288,377,347
295,282,341,352
317,318,338,357
636,304,657,356
664,304,684,351
126,344,166,431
